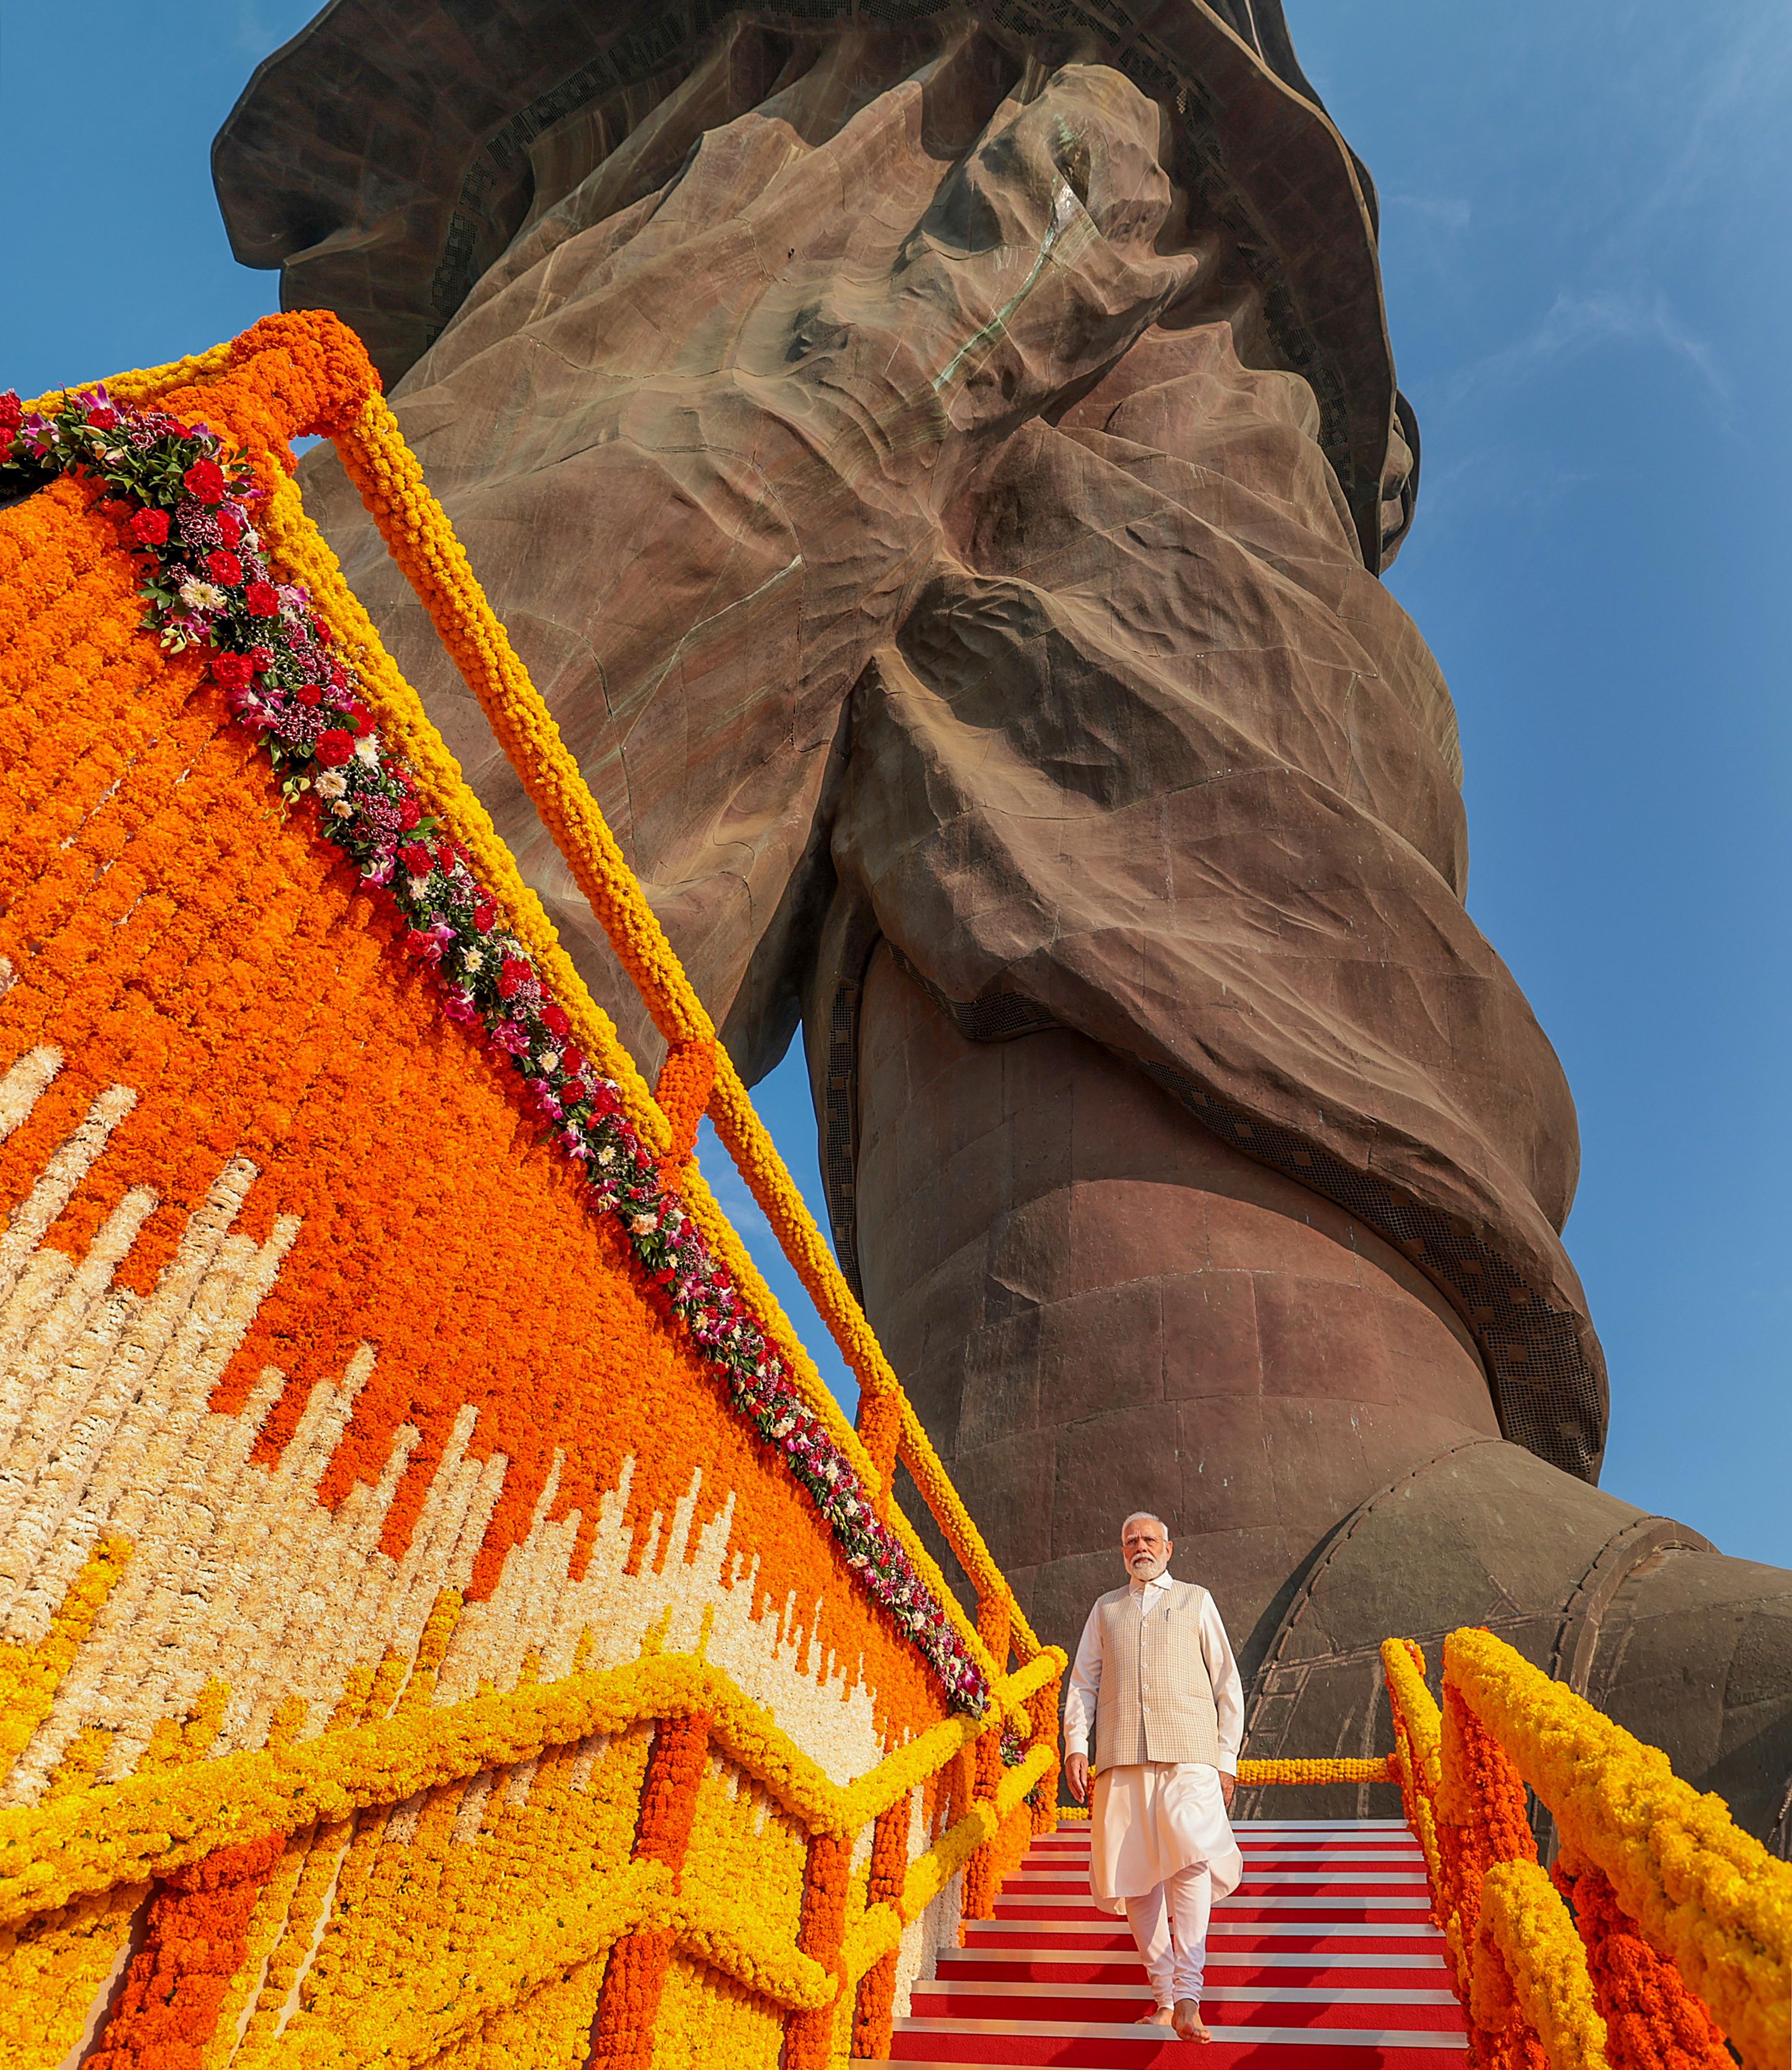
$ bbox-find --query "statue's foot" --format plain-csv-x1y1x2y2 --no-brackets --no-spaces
1246,1438,1792,1853
1174,1998,1212,2041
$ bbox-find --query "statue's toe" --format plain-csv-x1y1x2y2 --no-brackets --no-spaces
1239,1436,1792,1852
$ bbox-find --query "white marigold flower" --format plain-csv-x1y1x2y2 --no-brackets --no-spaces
179,580,228,612
598,1145,615,1166
354,734,381,767
315,769,349,799
407,874,432,899
537,1048,561,1072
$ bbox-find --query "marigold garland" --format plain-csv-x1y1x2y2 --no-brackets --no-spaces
324,368,1043,1680
588,1713,714,2070
0,1536,129,1783
1236,1756,1393,1785
1472,1859,1611,2070
850,1796,913,2057
1552,1854,1732,2070
1443,1628,1789,2070
0,1646,1062,1931
85,1830,287,2070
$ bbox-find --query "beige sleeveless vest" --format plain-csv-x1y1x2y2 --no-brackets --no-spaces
1092,1578,1221,1773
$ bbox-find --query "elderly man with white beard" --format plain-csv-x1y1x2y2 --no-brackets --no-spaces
1063,1512,1246,2043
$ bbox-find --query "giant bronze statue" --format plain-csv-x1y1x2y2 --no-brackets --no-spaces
217,0,1792,1843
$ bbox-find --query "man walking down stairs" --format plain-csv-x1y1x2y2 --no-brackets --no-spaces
869,1814,1467,2067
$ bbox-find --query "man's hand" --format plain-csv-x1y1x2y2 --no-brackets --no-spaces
1065,1753,1091,1804
1221,1772,1237,1812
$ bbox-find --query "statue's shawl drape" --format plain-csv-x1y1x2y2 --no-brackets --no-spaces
294,31,1608,1480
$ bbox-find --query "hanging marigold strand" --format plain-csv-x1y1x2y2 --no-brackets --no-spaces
1552,1854,1733,2070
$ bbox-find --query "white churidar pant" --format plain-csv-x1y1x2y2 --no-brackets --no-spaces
1126,1860,1214,2006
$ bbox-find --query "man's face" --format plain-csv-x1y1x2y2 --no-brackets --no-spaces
1121,1518,1172,1582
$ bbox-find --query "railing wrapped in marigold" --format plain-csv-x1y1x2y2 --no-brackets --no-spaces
0,313,1068,2067
1383,1628,1792,2070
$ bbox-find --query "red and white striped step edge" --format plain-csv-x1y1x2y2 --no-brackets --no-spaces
865,1817,1464,2069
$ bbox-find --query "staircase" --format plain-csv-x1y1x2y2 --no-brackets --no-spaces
872,1816,1468,2066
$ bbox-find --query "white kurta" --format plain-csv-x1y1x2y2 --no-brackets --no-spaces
1063,1571,1245,1912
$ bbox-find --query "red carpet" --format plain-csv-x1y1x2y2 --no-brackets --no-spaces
867,1817,1466,2068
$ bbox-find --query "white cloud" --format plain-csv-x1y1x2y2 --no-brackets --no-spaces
1387,193,1472,235
1441,288,1727,413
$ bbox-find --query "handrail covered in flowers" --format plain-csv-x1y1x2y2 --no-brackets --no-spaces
1381,1626,1792,2070
0,314,1092,2066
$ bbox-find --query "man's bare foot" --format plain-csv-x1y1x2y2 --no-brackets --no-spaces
1138,2003,1178,2025
1173,1998,1212,2042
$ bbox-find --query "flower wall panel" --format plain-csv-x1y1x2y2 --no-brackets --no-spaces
0,473,950,1813
0,415,985,2068
0,326,1069,2070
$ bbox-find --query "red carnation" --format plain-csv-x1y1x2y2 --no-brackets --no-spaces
216,508,243,547
315,620,334,644
541,1005,571,1038
207,549,244,587
182,457,226,503
498,956,531,999
129,507,171,546
398,842,434,878
562,1045,586,1076
473,900,498,935
247,645,274,673
0,392,21,433
296,683,323,707
244,580,280,618
314,729,355,768
86,404,119,431
398,797,423,831
211,652,254,692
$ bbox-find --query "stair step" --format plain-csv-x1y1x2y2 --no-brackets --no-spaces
871,2056,1457,2069
941,1956,1449,1984
884,2020,1467,2061
967,1922,1446,1943
911,1982,1463,2022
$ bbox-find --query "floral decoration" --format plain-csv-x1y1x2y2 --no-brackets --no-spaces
0,370,986,1719
1237,1756,1393,1786
1552,1854,1732,2070
84,1831,287,2070
1440,1628,1789,2070
1471,1858,1608,2070
1381,1628,1789,2070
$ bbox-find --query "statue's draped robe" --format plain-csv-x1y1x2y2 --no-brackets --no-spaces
302,29,1605,1476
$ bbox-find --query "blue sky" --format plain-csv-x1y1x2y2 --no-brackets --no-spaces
4,1,1785,1564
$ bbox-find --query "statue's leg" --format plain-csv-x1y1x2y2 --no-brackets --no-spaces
850,939,1502,1662
849,943,1792,1843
